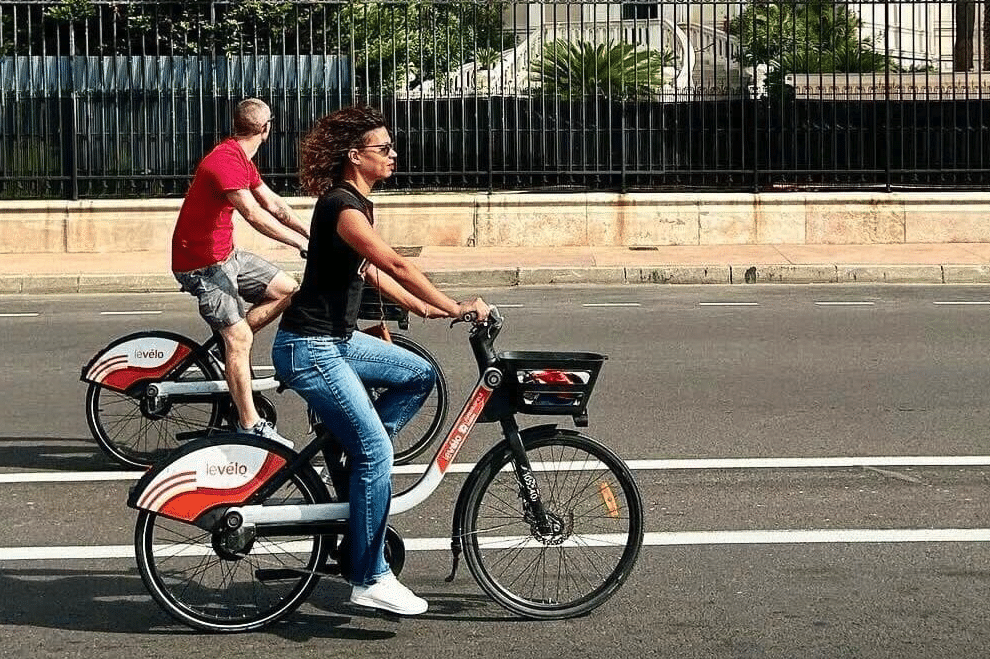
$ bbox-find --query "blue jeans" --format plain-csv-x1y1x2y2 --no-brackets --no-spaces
271,329,435,586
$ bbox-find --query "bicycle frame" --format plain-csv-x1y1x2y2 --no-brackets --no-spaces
130,308,559,534
229,365,500,525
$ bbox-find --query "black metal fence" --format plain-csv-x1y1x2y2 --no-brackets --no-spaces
2,0,989,199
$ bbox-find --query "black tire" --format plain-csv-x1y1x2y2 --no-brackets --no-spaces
253,393,278,426
383,333,449,464
334,525,407,582
134,443,328,633
86,332,223,469
459,431,643,619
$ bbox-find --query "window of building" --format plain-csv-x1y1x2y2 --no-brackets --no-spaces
622,3,659,20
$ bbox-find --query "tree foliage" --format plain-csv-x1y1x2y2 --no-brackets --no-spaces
727,0,895,93
337,0,510,91
529,40,673,100
3,0,511,90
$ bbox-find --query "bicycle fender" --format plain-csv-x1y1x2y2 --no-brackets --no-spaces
81,331,203,392
450,423,564,541
127,434,289,523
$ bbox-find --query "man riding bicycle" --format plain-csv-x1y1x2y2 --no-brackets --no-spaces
172,98,309,447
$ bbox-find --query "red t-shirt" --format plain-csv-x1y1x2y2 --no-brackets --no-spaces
171,138,263,272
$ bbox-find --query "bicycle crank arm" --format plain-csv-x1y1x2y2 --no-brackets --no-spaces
147,376,279,398
256,565,341,582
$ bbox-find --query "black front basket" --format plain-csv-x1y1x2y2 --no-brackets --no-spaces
498,351,606,425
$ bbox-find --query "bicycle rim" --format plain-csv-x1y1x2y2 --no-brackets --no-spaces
387,333,448,464
135,468,326,632
86,342,222,469
462,432,643,619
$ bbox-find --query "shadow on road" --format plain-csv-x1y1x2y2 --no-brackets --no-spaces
309,590,517,624
0,566,398,639
0,437,127,472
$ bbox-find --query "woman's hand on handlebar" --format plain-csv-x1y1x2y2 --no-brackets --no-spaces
455,297,490,323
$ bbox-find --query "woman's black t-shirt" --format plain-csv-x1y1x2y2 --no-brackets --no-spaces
279,182,373,338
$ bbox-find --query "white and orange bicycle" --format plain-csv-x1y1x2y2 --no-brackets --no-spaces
80,286,447,468
126,307,644,632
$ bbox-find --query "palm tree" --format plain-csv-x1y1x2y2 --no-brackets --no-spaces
528,40,673,100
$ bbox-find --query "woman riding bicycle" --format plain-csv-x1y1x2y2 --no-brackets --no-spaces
272,105,489,616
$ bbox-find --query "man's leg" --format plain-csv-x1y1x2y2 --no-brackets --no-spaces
227,253,296,445
245,270,298,332
217,319,260,430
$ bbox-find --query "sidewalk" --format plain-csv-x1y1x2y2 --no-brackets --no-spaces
3,243,990,294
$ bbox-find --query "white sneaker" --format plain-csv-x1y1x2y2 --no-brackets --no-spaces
350,571,428,615
238,419,294,449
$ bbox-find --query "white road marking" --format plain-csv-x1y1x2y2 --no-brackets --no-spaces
582,303,642,307
622,455,990,469
0,312,40,317
933,301,990,306
4,455,990,484
99,311,163,316
698,302,759,307
1,528,989,562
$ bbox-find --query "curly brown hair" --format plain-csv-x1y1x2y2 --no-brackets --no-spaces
299,105,387,197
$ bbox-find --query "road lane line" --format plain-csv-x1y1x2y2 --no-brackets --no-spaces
5,455,990,483
641,528,990,546
582,303,642,307
2,528,989,562
699,302,759,307
0,312,40,317
933,301,990,306
99,311,163,316
622,455,990,469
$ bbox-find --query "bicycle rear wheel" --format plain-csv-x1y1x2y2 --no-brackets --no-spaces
460,430,643,619
383,333,448,464
86,333,222,469
135,455,327,633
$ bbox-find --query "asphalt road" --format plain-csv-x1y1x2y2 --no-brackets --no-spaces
1,285,989,659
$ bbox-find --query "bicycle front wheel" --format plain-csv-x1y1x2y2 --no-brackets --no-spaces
135,457,327,632
86,333,222,469
460,430,643,619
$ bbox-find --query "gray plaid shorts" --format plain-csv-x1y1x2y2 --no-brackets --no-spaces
174,249,280,329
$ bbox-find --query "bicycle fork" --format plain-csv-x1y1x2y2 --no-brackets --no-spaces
446,418,557,582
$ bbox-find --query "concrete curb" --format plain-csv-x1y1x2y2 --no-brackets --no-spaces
1,263,985,294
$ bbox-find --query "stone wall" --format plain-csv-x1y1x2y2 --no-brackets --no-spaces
1,191,989,254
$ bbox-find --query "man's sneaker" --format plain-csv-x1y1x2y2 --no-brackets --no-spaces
237,419,294,449
349,571,428,616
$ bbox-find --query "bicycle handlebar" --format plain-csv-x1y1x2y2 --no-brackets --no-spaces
449,304,502,328
463,305,502,369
